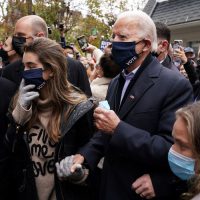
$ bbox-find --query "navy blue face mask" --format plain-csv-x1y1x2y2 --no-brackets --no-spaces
22,68,46,91
111,41,143,70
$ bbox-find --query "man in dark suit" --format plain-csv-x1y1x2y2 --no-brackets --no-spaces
2,15,91,97
56,11,193,200
154,21,179,72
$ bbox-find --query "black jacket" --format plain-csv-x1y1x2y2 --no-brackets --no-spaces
66,57,92,97
183,60,200,100
2,57,92,97
0,100,96,200
0,77,17,143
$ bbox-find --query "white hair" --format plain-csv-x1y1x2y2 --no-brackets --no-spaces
116,11,157,52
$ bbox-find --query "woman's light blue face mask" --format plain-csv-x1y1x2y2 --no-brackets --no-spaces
168,147,195,180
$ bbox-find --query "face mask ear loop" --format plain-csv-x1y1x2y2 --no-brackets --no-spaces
135,40,146,57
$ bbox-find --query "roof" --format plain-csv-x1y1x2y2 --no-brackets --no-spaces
143,0,200,26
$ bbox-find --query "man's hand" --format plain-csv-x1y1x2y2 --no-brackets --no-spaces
132,174,156,199
94,107,120,134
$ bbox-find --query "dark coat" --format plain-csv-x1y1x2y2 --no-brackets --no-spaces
1,57,92,97
0,77,17,142
66,57,92,97
162,55,179,72
1,59,23,86
79,54,193,200
183,60,200,100
183,59,199,85
0,100,96,200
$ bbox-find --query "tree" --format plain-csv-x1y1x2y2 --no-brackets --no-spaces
86,0,128,24
0,0,148,42
0,0,28,37
0,0,84,41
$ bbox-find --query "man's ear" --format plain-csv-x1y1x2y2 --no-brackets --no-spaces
143,39,151,51
160,40,169,52
36,32,45,37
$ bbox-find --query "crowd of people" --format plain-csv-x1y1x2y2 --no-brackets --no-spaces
0,9,200,200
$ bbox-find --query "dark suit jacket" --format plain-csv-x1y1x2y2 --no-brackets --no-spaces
162,55,179,72
2,58,92,97
0,78,17,144
79,54,193,200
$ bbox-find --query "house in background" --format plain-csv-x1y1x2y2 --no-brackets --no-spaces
143,0,200,55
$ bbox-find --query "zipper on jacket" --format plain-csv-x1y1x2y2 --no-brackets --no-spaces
12,124,20,152
23,131,32,158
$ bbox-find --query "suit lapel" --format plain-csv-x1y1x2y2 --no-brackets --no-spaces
107,74,125,112
118,58,161,119
106,76,120,111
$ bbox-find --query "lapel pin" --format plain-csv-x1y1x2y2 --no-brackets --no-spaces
129,95,135,100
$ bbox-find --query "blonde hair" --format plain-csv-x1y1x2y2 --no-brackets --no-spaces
116,11,157,52
14,38,87,142
175,102,200,199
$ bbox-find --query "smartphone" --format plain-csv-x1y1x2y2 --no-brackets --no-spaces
173,40,183,67
173,40,183,50
77,35,88,51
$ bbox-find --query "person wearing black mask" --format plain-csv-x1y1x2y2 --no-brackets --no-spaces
56,11,193,200
0,36,21,67
1,15,48,84
2,15,91,97
153,22,179,72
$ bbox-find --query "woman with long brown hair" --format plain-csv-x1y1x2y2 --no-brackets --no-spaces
1,37,95,200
